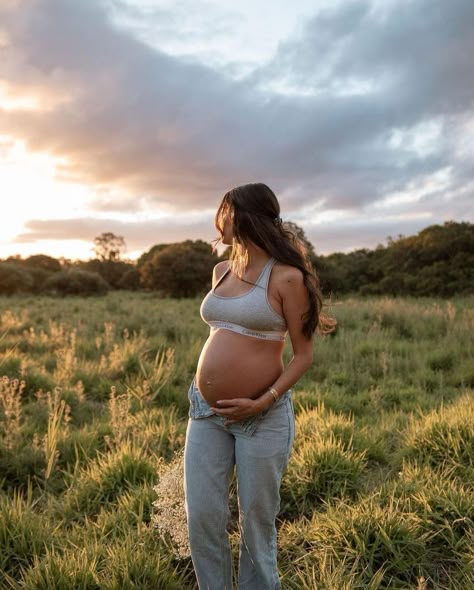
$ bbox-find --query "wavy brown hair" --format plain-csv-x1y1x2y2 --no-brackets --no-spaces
211,182,337,339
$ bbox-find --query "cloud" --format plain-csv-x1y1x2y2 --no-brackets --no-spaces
253,0,474,112
105,0,244,55
14,214,218,253
1,0,299,211
0,0,473,254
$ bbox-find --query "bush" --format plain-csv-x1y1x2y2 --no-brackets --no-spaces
396,392,474,480
43,270,109,296
77,259,134,289
280,496,428,588
117,268,142,290
0,263,34,295
280,405,368,518
25,268,53,294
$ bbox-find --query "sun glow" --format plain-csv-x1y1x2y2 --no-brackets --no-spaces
0,137,94,258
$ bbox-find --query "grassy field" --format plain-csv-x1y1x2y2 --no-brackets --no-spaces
0,291,473,589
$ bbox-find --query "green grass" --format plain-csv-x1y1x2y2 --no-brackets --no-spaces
0,291,473,589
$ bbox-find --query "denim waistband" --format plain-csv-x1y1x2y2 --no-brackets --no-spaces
187,375,292,435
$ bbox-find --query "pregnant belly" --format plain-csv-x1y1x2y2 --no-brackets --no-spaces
196,328,284,407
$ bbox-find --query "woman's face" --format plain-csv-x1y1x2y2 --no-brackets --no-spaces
216,202,234,246
220,214,234,246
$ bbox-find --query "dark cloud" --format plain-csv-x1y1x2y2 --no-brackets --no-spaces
253,0,474,115
1,0,473,254
0,0,264,209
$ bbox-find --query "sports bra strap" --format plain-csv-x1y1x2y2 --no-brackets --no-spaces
213,265,231,290
256,257,276,287
215,257,274,290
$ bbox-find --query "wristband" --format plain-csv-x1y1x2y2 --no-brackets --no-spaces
268,387,279,402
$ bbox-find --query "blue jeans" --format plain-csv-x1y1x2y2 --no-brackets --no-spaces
184,376,295,590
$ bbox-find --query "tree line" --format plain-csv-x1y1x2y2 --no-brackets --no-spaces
0,221,472,298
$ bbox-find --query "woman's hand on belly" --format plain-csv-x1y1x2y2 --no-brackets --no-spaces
210,396,269,425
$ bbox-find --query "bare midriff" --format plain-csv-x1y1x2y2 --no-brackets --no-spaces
196,329,285,407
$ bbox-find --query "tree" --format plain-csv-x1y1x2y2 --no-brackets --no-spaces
43,269,109,296
4,254,62,293
0,263,34,295
140,240,218,297
136,243,178,268
93,232,126,261
22,254,62,273
77,258,135,289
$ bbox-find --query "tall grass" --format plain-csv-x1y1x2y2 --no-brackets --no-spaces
0,376,25,450
0,291,473,588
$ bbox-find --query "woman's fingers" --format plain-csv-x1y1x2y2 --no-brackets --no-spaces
210,406,235,415
215,399,242,406
210,399,243,414
211,398,257,421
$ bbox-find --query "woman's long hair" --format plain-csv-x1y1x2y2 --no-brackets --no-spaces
211,182,337,339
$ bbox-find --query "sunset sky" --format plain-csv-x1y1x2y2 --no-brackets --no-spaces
1,0,473,261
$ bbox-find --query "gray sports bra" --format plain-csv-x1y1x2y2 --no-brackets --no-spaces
200,256,288,341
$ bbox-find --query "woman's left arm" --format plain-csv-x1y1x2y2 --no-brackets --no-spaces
255,265,314,406
211,266,314,422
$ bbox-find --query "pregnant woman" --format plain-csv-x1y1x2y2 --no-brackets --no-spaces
184,182,336,590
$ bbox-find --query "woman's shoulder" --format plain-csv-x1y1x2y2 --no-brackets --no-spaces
213,260,230,273
272,260,304,284
213,260,230,281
